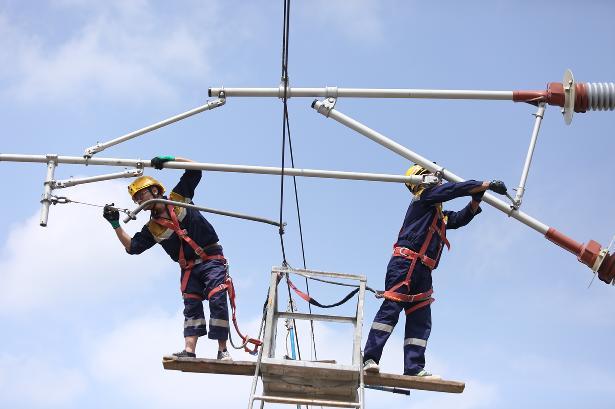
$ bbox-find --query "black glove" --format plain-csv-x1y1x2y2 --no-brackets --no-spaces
151,155,175,170
471,191,485,202
103,203,120,229
488,180,508,195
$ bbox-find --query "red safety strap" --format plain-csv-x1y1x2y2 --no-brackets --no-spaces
286,278,312,303
153,204,225,295
404,298,435,315
392,247,437,270
223,276,263,354
153,206,261,353
382,208,449,312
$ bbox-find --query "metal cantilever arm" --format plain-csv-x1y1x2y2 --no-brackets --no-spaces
123,198,284,228
0,154,437,185
52,168,143,189
311,99,615,285
83,97,226,157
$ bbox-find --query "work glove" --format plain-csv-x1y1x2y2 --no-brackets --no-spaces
151,155,175,170
103,203,120,229
471,191,485,202
488,180,508,195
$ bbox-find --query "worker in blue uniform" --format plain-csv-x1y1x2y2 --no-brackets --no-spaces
102,155,232,360
363,164,508,377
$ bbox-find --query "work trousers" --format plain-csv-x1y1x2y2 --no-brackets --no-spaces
364,256,432,375
182,259,230,340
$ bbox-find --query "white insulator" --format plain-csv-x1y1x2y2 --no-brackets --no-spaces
586,82,615,111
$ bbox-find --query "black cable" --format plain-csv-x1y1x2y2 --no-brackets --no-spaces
286,108,318,360
278,0,303,362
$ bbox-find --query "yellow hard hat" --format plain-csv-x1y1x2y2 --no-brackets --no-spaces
405,164,430,193
128,176,165,198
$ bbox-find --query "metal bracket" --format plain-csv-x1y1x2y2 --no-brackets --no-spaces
325,86,339,99
278,79,291,99
211,92,226,108
83,143,103,159
563,69,576,125
49,195,70,205
313,98,337,117
422,174,440,186
592,248,609,273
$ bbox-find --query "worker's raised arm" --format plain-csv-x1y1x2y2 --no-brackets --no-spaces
421,179,508,205
150,155,202,200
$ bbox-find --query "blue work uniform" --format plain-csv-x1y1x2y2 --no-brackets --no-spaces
364,180,483,375
127,170,229,340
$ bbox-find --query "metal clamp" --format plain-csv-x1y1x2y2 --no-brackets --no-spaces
422,174,440,186
313,98,337,117
84,143,103,159
49,195,70,204
325,86,339,99
278,79,291,99
211,92,226,108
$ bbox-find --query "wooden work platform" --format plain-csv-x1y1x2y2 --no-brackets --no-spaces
162,356,465,394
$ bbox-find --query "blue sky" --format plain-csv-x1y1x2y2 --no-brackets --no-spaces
1,1,614,408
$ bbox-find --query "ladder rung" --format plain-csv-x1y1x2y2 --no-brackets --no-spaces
276,311,356,324
253,394,360,408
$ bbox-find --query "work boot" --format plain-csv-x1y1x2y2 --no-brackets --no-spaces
363,359,380,373
172,350,196,358
217,349,232,361
412,369,441,379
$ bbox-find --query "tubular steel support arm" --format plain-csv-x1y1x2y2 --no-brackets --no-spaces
83,96,226,157
311,99,615,285
513,103,546,209
52,168,143,189
210,69,615,124
0,154,438,186
123,198,283,228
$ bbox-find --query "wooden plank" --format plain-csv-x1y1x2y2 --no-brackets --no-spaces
260,358,358,381
263,374,357,400
162,356,255,376
162,356,465,394
364,372,465,394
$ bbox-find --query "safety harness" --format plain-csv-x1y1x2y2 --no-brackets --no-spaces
153,204,262,353
382,207,450,315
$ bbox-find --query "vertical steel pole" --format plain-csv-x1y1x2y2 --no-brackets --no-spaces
39,154,58,227
514,103,546,208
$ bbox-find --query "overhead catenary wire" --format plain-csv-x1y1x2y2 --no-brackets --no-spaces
277,0,305,364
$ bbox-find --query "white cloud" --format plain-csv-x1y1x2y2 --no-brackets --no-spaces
88,308,254,408
0,179,168,314
0,354,87,408
508,352,615,394
299,0,386,42
0,1,220,103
